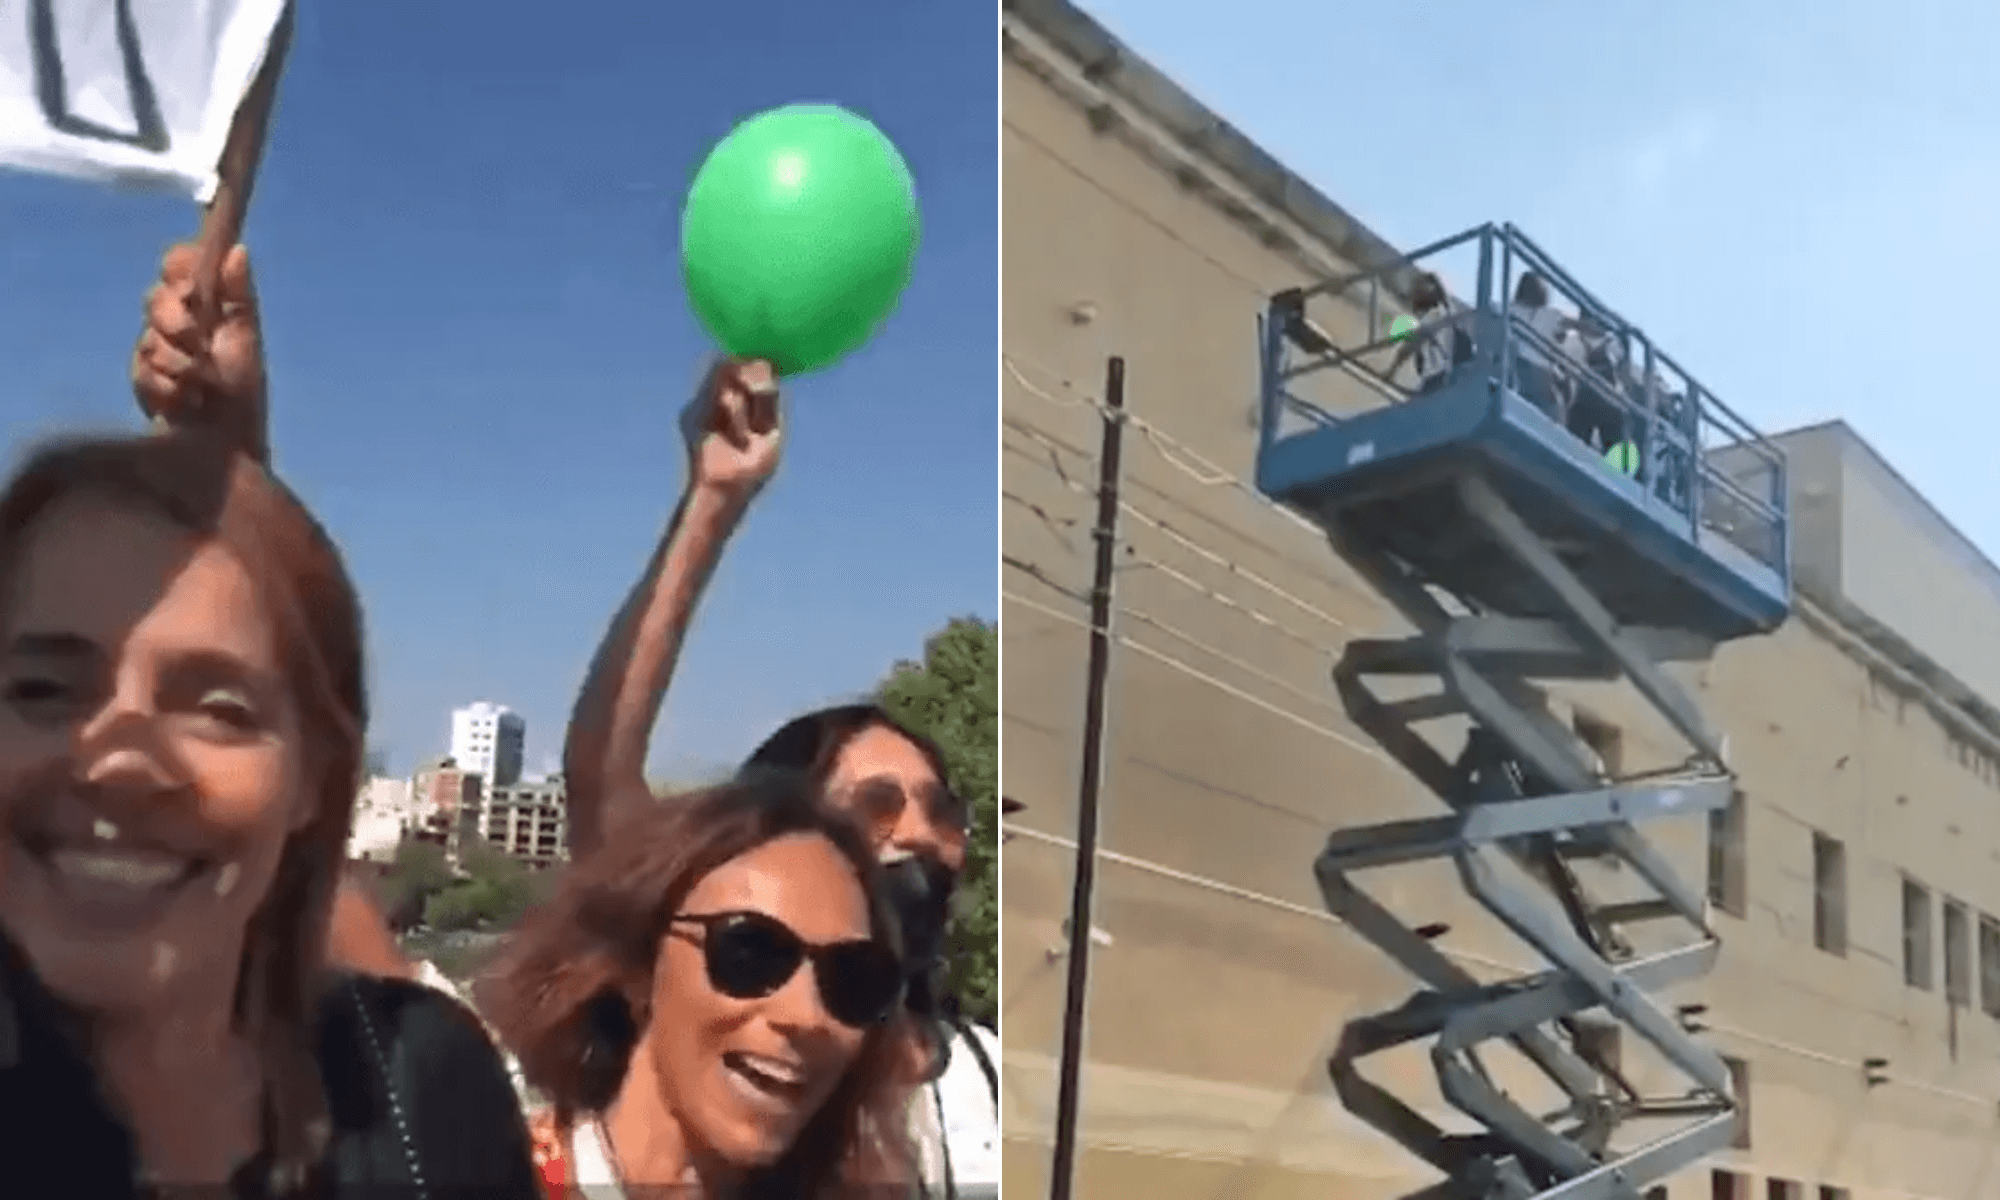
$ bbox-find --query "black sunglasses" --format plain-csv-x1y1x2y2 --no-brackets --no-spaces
670,911,902,1029
848,776,969,837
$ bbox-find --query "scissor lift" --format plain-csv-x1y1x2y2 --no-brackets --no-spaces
1254,224,1792,1200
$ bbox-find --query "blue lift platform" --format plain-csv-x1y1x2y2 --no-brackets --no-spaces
1255,224,1794,1200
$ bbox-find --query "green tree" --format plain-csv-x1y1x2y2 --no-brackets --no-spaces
377,838,453,928
425,836,552,932
422,881,491,932
877,616,997,1025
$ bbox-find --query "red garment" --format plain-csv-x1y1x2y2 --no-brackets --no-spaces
528,1109,569,1198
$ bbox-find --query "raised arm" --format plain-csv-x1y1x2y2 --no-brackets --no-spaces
563,358,781,857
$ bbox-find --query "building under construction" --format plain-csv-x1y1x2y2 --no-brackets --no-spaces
1001,4,2000,1200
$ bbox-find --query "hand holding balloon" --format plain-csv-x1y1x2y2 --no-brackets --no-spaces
681,358,782,505
681,105,919,376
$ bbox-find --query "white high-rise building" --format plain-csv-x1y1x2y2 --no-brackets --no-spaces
449,702,525,788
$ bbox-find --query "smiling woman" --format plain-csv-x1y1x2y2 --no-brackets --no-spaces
0,434,356,1185
0,432,541,1198
478,774,919,1200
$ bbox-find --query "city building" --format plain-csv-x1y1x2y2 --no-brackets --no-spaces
449,701,525,790
346,775,418,862
1002,5,2000,1200
409,757,482,859
475,776,569,869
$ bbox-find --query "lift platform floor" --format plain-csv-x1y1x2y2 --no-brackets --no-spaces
1258,380,1788,642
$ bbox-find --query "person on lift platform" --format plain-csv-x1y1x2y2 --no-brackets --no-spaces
1506,270,1567,417
1388,271,1476,395
1562,312,1631,454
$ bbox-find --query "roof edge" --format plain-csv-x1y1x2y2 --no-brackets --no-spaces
1004,0,1405,285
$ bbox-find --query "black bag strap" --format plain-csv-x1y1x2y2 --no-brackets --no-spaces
327,975,433,1200
951,1015,999,1105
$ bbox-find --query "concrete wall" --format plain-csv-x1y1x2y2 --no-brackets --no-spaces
1766,420,2000,740
1001,7,2000,1200
1829,429,2000,723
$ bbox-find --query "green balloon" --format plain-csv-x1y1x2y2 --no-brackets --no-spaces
1605,441,1640,476
1389,313,1417,342
681,104,920,376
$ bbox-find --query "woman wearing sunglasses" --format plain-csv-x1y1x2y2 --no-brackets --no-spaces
0,243,544,1197
558,363,997,1196
478,773,914,1197
739,707,995,1199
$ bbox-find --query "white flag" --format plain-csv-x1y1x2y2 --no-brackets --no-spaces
0,0,289,200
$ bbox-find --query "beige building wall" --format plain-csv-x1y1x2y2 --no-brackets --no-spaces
1000,6,2000,1200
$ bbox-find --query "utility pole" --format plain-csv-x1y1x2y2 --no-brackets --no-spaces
1047,356,1128,1200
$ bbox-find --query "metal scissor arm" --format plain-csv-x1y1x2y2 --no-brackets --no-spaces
1312,472,1741,1200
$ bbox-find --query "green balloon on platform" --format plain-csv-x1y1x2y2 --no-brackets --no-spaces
1389,313,1418,342
681,104,920,376
1606,441,1640,476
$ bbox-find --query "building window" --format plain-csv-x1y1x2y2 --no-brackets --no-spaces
1819,1188,1850,1200
1945,898,1972,1008
1723,1055,1751,1150
1713,1171,1747,1200
1981,914,2000,1017
1905,879,1934,990
1812,832,1846,955
1767,1182,1802,1200
1708,790,1747,917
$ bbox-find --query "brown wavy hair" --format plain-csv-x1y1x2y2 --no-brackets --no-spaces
0,433,365,1190
478,773,917,1197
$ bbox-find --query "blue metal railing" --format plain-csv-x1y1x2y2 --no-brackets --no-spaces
1258,223,1790,578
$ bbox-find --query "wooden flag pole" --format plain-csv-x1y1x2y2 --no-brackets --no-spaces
193,1,295,314
151,0,296,439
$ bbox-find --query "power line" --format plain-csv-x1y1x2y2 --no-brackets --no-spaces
1000,385,1393,758
1004,416,1355,636
1003,490,1332,658
1007,556,1347,723
1003,822,1993,1121
1001,584,1389,765
1005,351,1325,530
1006,354,1239,488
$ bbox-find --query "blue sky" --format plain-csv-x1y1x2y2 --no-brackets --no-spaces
0,1,996,780
1078,0,2000,561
